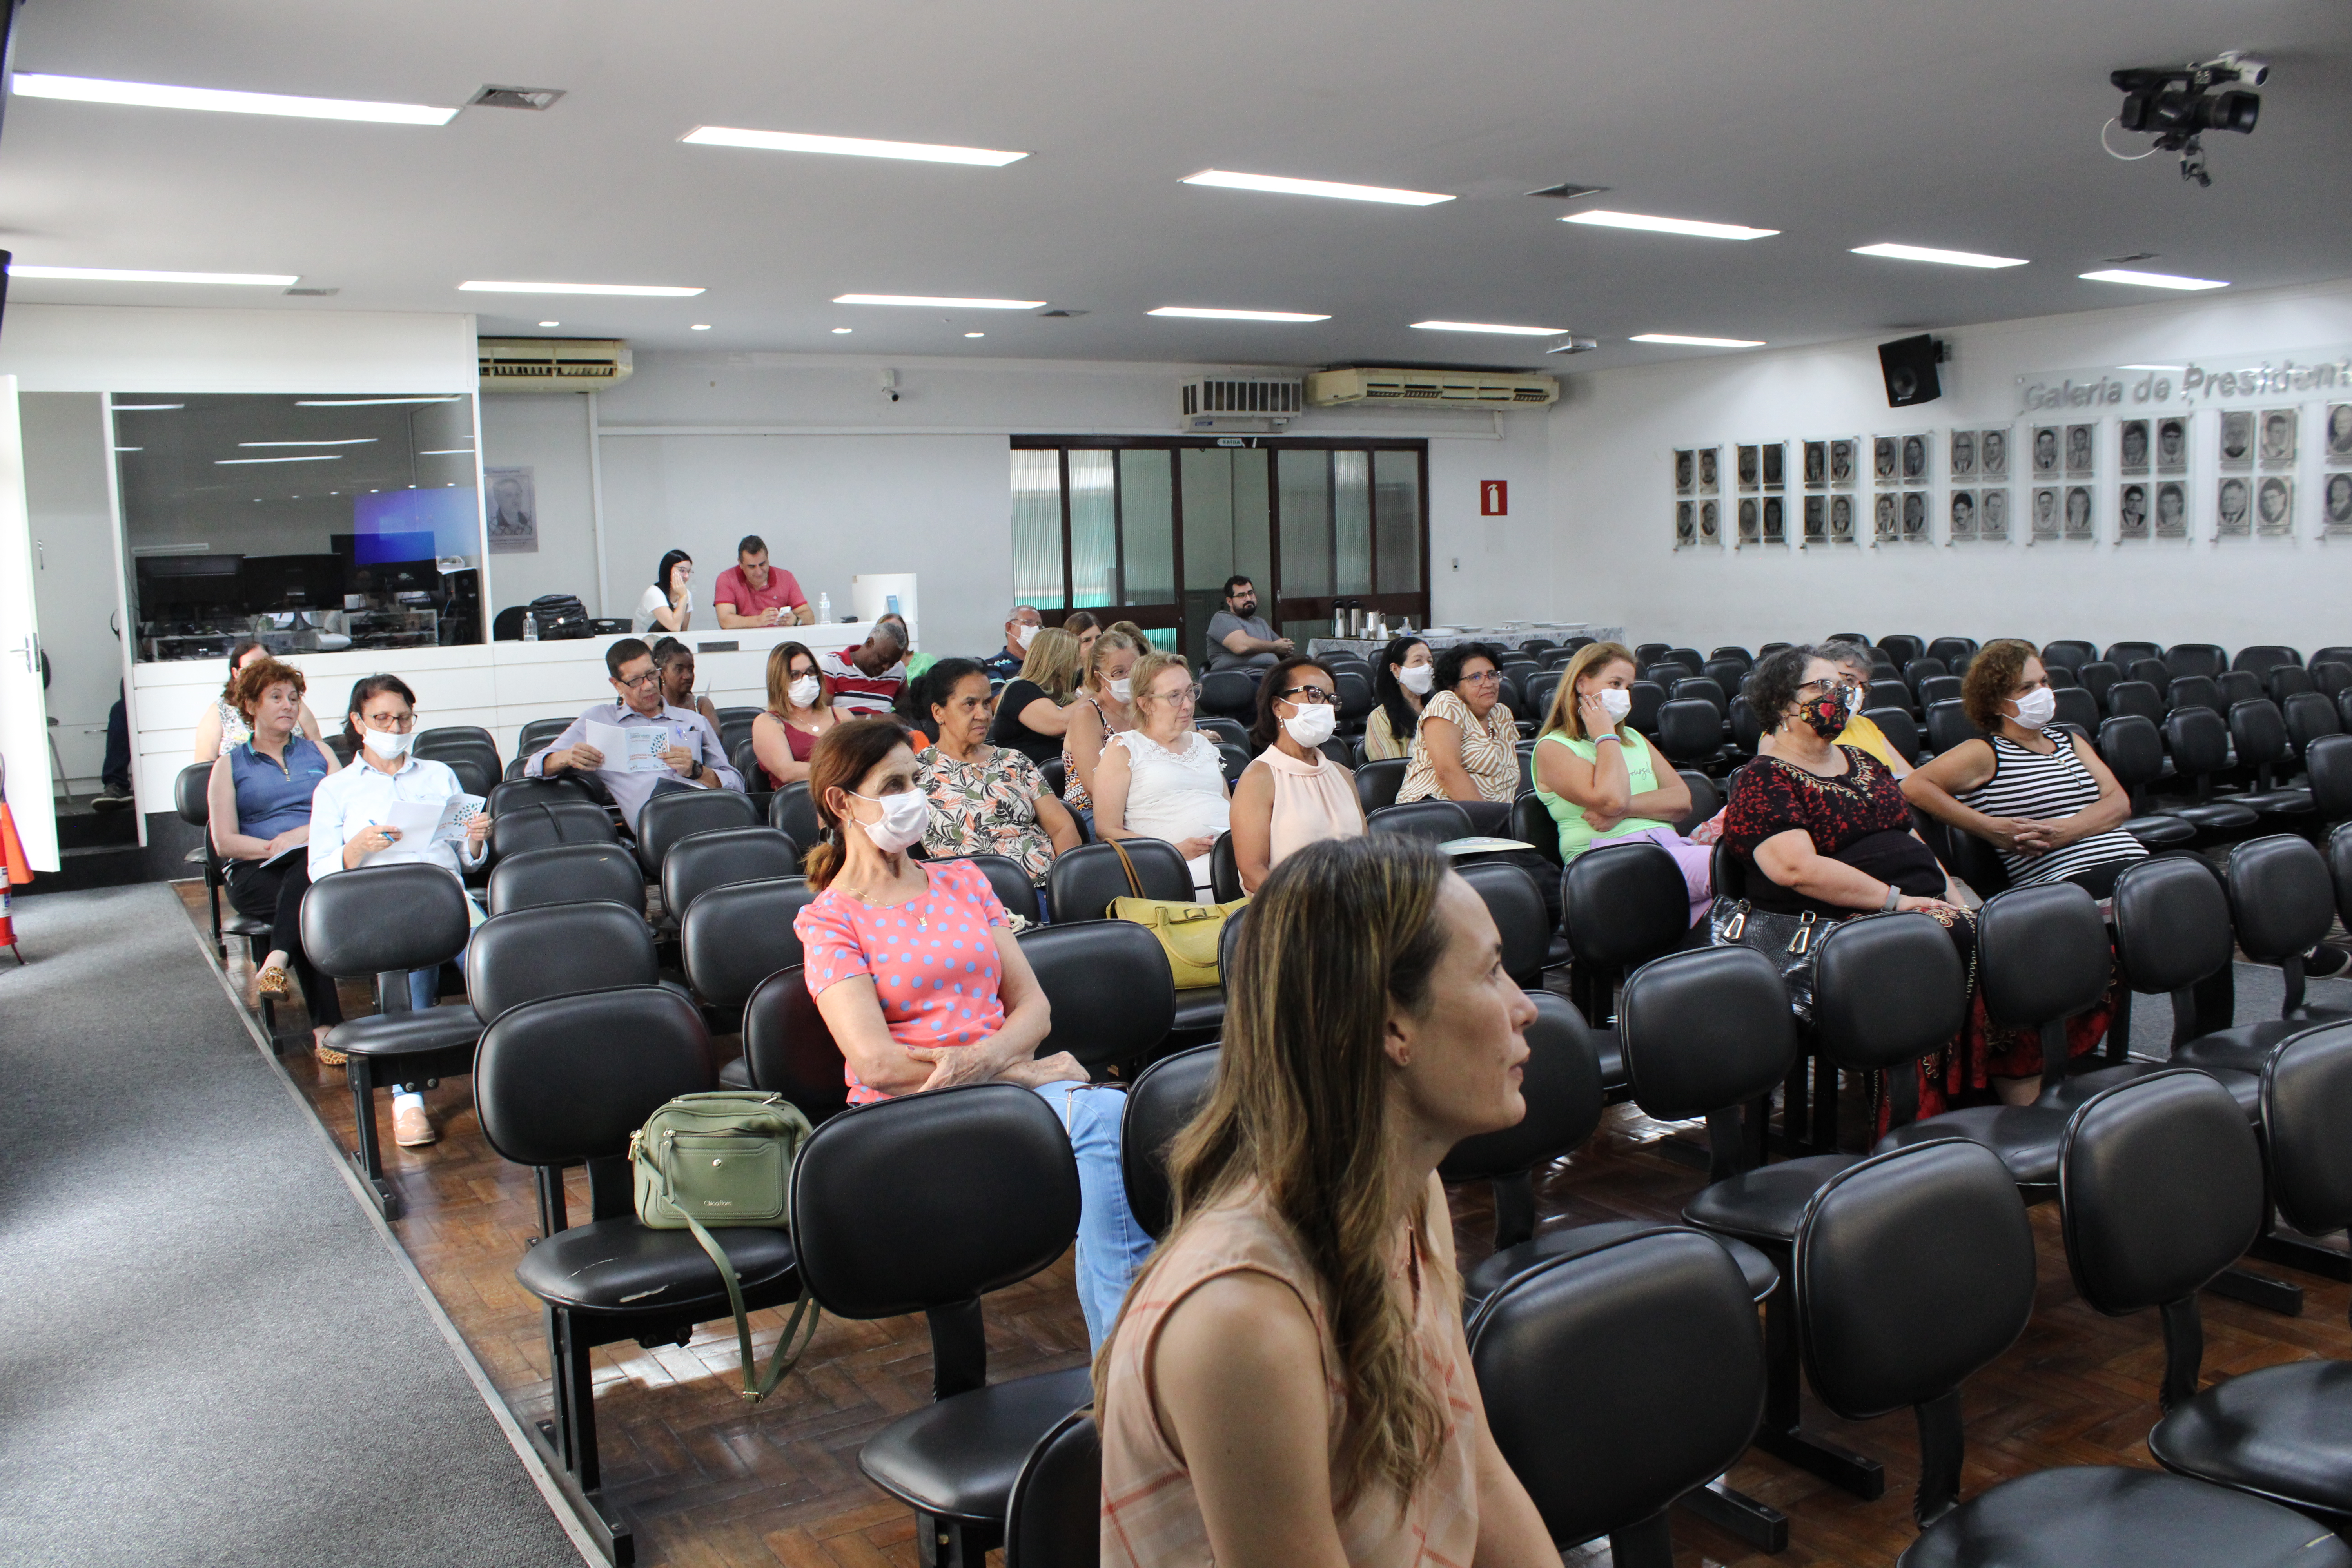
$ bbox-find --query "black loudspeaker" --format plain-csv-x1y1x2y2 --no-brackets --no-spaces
1878,334,1944,408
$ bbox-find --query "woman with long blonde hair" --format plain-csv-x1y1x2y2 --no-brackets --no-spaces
1096,836,1555,1567
1532,640,1708,921
1061,627,1142,811
989,624,1085,766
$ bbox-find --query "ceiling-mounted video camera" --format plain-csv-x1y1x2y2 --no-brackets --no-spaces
2111,53,2265,187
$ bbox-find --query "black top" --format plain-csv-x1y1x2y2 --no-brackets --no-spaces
987,679,1063,765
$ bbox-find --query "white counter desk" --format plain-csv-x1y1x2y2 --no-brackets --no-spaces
129,621,889,811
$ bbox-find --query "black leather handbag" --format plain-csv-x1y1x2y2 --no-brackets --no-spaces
1708,898,1840,1022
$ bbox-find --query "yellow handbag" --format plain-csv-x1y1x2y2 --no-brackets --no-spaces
1103,838,1245,989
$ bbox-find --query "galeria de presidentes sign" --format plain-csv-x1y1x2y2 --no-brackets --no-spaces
2018,346,2352,416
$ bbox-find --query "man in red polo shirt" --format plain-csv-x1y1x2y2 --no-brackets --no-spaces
711,534,812,628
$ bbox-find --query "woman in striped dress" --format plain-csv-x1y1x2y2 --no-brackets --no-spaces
1902,638,2146,900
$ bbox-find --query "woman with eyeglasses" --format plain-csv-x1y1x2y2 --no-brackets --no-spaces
1230,655,1363,893
1396,643,1517,826
1091,651,1233,896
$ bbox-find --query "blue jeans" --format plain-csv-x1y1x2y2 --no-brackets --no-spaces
1033,1082,1155,1352
404,929,472,1011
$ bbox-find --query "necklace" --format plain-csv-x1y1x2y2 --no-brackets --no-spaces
837,869,930,929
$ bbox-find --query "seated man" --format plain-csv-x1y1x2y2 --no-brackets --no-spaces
526,637,744,829
1205,574,1292,672
711,534,811,629
817,621,909,719
979,604,1043,682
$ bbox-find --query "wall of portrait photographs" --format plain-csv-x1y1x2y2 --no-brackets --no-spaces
1673,398,2352,553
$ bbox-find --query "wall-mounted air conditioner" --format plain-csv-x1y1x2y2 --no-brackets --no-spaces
478,337,634,392
1177,375,1302,433
1306,367,1559,408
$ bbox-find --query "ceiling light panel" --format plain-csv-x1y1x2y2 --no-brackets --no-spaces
683,125,1027,166
833,293,1045,309
1181,169,1453,206
293,396,461,406
239,439,376,446
1630,333,1766,348
1410,320,1568,336
460,280,703,296
1148,306,1330,322
1851,242,2028,269
1563,209,1777,241
12,72,456,125
216,454,342,464
2080,268,2228,291
12,264,297,285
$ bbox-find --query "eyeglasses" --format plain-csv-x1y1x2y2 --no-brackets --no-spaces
1151,684,1203,706
361,714,418,731
1276,685,1336,704
1461,670,1504,685
616,670,661,690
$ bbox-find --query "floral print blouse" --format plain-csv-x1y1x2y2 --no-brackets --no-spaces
916,744,1057,885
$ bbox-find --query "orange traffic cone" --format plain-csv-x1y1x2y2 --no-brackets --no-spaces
0,791,29,964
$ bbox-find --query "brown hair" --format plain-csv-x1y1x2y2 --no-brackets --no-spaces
1062,609,1101,639
1014,625,1083,701
764,640,822,715
221,639,266,702
802,717,918,889
1962,637,2038,732
1543,640,1637,740
1097,836,1457,1505
230,655,307,720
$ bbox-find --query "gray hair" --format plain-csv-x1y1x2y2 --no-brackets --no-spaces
1820,639,1876,679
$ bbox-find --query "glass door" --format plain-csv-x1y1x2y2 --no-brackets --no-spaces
0,377,58,870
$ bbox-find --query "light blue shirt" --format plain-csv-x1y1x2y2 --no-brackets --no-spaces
524,699,744,828
309,751,489,885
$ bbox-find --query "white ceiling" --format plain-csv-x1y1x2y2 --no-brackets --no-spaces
3,0,2348,374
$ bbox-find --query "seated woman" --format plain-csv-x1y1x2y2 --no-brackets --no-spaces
191,639,328,761
1230,655,1364,894
1902,638,2145,899
793,718,1151,1348
204,655,343,1053
915,658,1082,903
633,549,693,634
651,637,724,733
987,625,1083,767
1093,652,1232,896
1396,642,1517,828
1533,641,1710,925
1095,836,1555,1567
307,673,492,1149
1360,635,1432,762
1062,609,1102,667
1061,628,1142,813
751,640,841,789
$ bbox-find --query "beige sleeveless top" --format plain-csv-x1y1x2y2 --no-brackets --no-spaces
1098,1184,1481,1567
1258,745,1366,869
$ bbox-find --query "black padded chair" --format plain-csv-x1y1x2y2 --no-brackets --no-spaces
2078,660,2123,709
2050,686,2101,736
768,780,822,859
479,986,798,1564
1653,699,1726,768
1924,699,1982,755
737,965,852,1123
1331,669,1374,734
659,824,802,929
1675,769,1721,836
1702,657,1750,694
1044,838,1190,923
791,1084,1091,1566
1525,670,1565,721
2171,674,2225,716
2106,678,2165,726
2236,644,2303,677
1470,1229,1769,1568
516,715,576,755
488,775,597,816
927,853,1038,925
1864,677,1913,716
2161,708,2261,833
1354,757,1409,817
1037,757,1069,802
1119,1043,1221,1242
468,900,660,1028
486,841,646,915
1512,789,1563,868
1796,910,1973,1157
488,799,617,862
1002,1410,1099,1568
1018,921,1176,1073
2286,692,2343,759
2212,836,2352,1032
2042,639,2097,674
2315,660,2352,699
1366,799,1474,845
1457,859,1550,987
2271,668,2316,708
1665,645,1706,675
1903,656,1950,697
2095,715,2200,847
682,874,816,1032
2317,737,2352,823
1864,707,1924,766
633,788,760,879
1561,841,1692,1086
1917,674,1963,710
1206,832,1243,904
1640,661,1693,693
2219,670,2267,711
2106,639,2164,669
302,863,485,1219
1878,634,1926,667
1197,669,1257,722
1213,741,1249,784
1621,679,1664,738
2229,701,2316,815
173,762,279,1035
1673,675,1728,719
1191,715,1247,749
2167,642,2229,682
1635,642,1674,666
2130,655,2174,691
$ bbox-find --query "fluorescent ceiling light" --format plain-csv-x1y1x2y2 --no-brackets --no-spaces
833,293,1045,309
2120,363,2188,372
964,332,985,338
417,449,474,456
460,280,703,297
690,323,711,330
1851,242,2028,269
1148,306,1330,323
239,439,376,447
1630,333,1766,348
831,327,853,334
1181,169,1452,207
11,72,457,126
293,396,461,406
11,264,297,286
1411,320,1568,336
2081,268,2228,292
216,454,341,465
1561,209,1777,241
113,446,142,452
683,125,1026,166
113,403,183,411
538,320,559,327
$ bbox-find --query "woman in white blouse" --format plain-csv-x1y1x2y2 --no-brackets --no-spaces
1092,651,1232,896
633,549,693,634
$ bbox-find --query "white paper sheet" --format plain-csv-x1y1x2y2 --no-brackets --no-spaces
582,719,675,773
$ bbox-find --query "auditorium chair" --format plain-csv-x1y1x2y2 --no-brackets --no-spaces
468,900,661,1032
792,1084,1092,1568
486,842,646,916
2169,674,2225,716
1206,832,1242,905
301,862,484,1220
681,874,815,1049
1197,668,1257,722
1354,756,1408,816
1864,677,1912,716
488,775,597,816
2235,643,2303,677
1918,674,1963,710
928,853,1037,925
2288,694,2346,761
1760,640,1796,657
2316,736,2352,823
1560,841,1694,1093
1366,799,1475,845
2092,716,2198,848
2271,664,2316,706
487,798,618,863
1038,758,1069,802
1019,920,1178,1072
1636,642,1674,666
517,716,575,755
2044,664,2078,689
633,788,760,879
2218,670,2266,710
1525,670,1565,720
1791,1124,2341,1568
768,780,822,858
2316,647,2352,675
735,965,851,1123
1926,636,1977,668
1214,741,1249,783
1702,657,1749,693
1710,645,1755,674
658,824,801,931
481,986,801,1566
2105,639,2164,668
2049,686,2100,735
2162,708,2261,833
1002,1410,1099,1568
1673,674,1728,719
1118,1043,1221,1244
1863,707,1925,766
1627,679,1667,735
1191,715,1247,749
1661,644,1702,673
173,762,278,1038
1456,860,1553,989
1728,693,1763,757
1902,657,1950,699
1676,769,1722,835
1642,660,1695,690
2227,701,2316,817
1539,646,1577,670
1878,634,1926,666
2040,639,2097,673
2313,659,2352,699
1470,1229,1772,1568
2078,659,2123,709
1045,838,1190,924
2167,642,2229,682
2129,655,2173,691
1655,699,1730,770
1924,699,1982,755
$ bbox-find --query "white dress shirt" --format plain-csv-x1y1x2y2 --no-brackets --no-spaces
309,751,488,884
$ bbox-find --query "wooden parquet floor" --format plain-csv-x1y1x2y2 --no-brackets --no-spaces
172,880,2352,1568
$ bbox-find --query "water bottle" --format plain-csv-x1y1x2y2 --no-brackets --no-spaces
523,610,538,642
818,592,833,622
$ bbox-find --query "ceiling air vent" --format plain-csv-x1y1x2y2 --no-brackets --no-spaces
479,337,633,392
470,85,566,111
1307,367,1559,408
1176,375,1301,433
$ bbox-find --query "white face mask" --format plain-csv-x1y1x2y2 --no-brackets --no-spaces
2008,688,2058,730
1595,688,1633,722
1107,677,1133,703
1016,622,1038,650
788,675,822,709
854,788,931,854
361,726,415,760
1397,663,1434,696
1282,702,1339,749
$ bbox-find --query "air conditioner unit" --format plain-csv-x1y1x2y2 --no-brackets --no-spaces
1306,367,1559,408
478,337,634,392
1176,375,1302,433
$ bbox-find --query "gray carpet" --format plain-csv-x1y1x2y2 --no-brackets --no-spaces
0,886,587,1568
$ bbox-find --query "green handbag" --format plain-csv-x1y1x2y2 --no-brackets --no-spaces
629,1091,821,1403
1103,838,1245,989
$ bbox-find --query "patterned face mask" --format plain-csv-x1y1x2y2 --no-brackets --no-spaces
1798,687,1850,741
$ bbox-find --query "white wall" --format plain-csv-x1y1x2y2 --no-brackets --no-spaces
1546,278,2352,654
23,393,118,782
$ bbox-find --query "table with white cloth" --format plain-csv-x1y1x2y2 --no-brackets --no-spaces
1307,624,1622,662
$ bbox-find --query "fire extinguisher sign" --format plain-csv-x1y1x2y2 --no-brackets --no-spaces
1480,480,1508,517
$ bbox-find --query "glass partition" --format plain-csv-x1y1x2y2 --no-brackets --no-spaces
115,392,483,661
